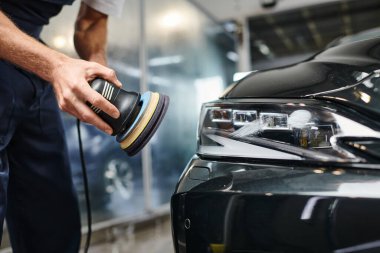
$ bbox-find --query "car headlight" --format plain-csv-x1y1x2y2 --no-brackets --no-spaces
197,99,380,162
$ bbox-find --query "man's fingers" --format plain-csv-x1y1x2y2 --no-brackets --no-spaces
80,83,120,119
74,101,113,134
88,62,122,88
59,90,114,134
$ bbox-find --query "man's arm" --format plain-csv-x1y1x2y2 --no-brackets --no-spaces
74,2,108,65
0,11,120,134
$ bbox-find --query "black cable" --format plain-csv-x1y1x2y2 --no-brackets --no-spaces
76,119,92,253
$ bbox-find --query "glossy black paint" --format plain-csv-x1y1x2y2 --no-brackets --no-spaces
225,38,380,99
171,158,380,253
172,193,380,253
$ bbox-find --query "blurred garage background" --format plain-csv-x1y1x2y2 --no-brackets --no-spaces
1,0,380,252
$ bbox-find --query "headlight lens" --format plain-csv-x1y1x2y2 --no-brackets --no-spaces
197,99,379,162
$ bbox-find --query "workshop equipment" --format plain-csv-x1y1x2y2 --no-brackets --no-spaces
89,78,169,156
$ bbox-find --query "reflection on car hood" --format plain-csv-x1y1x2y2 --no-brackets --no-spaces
225,37,380,99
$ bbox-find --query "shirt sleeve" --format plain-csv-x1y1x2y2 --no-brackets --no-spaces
81,0,126,17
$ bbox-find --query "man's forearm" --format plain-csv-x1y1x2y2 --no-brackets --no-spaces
74,2,108,66
0,10,121,134
0,11,68,83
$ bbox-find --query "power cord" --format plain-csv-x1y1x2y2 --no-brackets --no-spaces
76,119,92,253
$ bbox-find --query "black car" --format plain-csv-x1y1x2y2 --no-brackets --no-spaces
171,37,380,253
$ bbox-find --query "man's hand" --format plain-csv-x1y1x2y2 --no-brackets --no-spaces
0,8,121,134
67,2,122,134
50,57,121,134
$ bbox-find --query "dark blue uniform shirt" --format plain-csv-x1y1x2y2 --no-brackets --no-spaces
0,0,74,38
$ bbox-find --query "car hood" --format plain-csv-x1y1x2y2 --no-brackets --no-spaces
225,37,380,99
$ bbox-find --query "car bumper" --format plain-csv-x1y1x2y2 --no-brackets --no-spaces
171,156,380,253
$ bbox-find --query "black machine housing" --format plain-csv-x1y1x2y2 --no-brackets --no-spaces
89,78,141,136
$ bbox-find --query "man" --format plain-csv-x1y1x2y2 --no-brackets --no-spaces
0,0,125,251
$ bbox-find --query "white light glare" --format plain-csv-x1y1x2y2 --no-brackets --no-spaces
160,11,185,29
52,36,67,49
338,181,380,197
359,91,371,103
333,113,378,136
226,51,239,62
195,76,224,106
259,43,271,55
288,110,312,128
233,71,254,82
200,134,301,160
149,55,183,67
